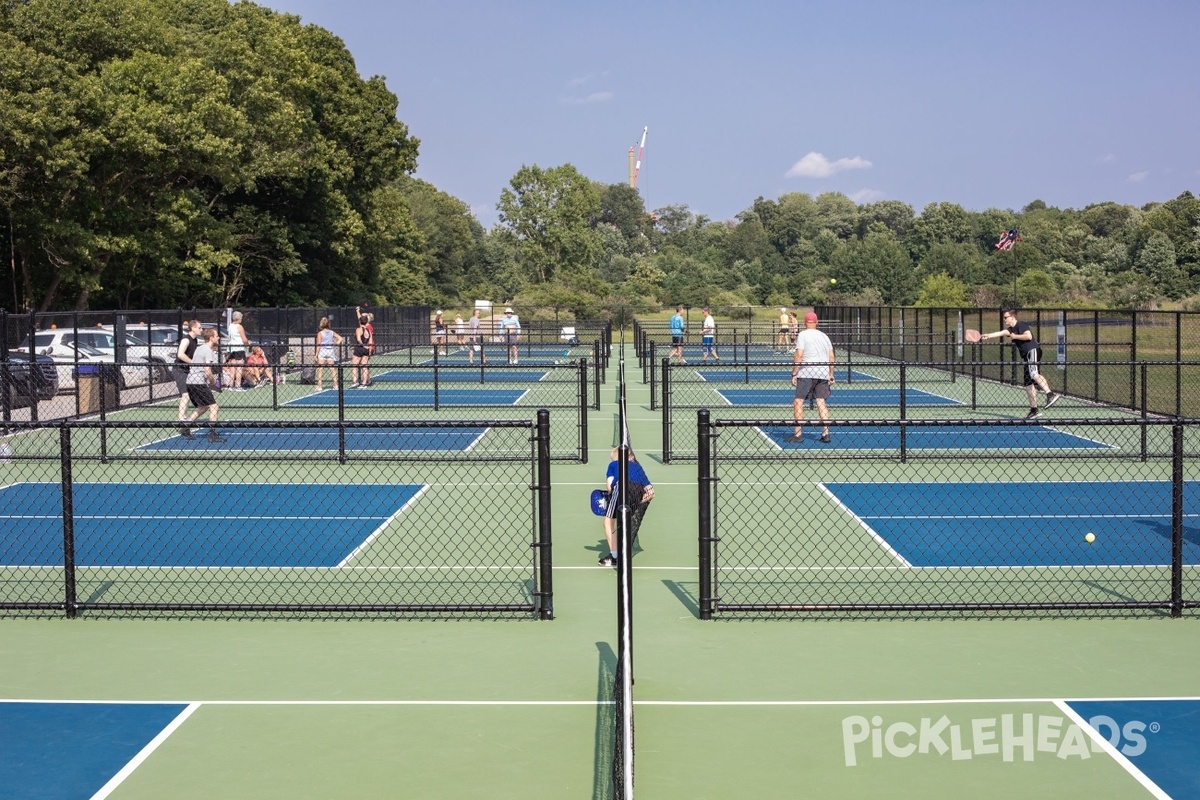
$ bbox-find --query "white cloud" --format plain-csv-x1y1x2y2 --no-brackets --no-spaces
785,151,872,179
849,188,884,203
1099,153,1116,164
1127,171,1149,183
563,91,614,105
568,71,609,87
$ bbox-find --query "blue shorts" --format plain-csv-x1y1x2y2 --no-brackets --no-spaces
702,336,715,354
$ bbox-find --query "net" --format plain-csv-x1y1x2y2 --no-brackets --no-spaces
612,341,635,798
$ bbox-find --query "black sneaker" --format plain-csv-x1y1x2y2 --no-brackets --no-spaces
1045,391,1061,408
206,430,227,443
784,435,803,443
820,433,831,443
180,426,195,439
598,556,615,567
1025,408,1042,420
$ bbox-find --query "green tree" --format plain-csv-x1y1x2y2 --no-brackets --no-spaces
1134,230,1185,299
914,272,968,307
908,202,972,261
597,182,650,245
1,0,420,310
496,163,602,285
399,176,483,302
858,200,915,239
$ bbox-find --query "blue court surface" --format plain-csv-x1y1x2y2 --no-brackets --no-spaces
373,368,548,383
697,368,878,383
139,426,487,452
0,482,424,567
759,424,1108,451
823,481,1200,567
718,387,960,406
0,701,191,800
286,387,527,407
1068,699,1200,799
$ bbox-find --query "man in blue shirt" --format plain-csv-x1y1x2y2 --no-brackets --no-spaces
669,305,686,364
599,447,654,567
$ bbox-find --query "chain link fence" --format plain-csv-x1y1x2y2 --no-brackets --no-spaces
657,359,1200,462
636,307,1200,419
696,413,1199,618
0,415,554,619
1,308,610,435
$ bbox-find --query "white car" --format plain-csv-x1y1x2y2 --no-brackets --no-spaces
17,329,155,390
123,324,185,381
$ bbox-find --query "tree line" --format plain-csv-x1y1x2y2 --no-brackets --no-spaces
4,0,1198,316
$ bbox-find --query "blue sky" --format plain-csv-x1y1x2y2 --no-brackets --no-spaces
260,0,1199,228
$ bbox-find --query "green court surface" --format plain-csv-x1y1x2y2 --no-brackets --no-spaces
3,346,1200,799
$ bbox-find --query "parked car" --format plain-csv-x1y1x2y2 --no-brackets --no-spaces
123,324,185,382
1,351,60,409
16,329,152,390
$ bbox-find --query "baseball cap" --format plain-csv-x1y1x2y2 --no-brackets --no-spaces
780,307,787,313
804,312,818,324
504,307,513,313
435,309,443,315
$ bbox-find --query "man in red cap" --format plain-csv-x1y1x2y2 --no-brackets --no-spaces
788,311,834,443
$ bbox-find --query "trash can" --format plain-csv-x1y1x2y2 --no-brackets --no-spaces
100,365,120,410
75,364,100,413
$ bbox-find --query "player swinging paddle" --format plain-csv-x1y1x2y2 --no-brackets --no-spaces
978,308,1061,419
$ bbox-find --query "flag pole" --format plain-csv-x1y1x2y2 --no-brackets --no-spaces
1012,243,1018,306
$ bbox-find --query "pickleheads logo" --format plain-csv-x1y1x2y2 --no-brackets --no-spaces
842,713,1156,767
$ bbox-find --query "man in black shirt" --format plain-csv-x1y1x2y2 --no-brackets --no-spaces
174,320,202,425
982,309,1061,419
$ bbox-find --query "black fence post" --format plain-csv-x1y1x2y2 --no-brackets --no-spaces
593,344,601,409
697,409,713,620
661,359,672,463
535,409,554,620
432,348,440,411
60,425,77,619
579,359,589,464
1129,310,1138,410
649,346,657,411
1170,420,1184,618
1140,362,1148,462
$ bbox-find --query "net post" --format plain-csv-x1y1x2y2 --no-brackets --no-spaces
59,424,78,619
1170,420,1184,618
535,409,554,620
697,409,713,620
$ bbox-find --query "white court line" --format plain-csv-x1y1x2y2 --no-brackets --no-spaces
1055,699,1172,800
818,483,912,568
90,702,200,800
7,695,1198,707
339,485,429,567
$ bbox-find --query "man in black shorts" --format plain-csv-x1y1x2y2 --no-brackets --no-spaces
982,308,1061,419
181,327,226,443
174,320,202,426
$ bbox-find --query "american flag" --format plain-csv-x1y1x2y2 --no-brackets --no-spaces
995,228,1021,251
